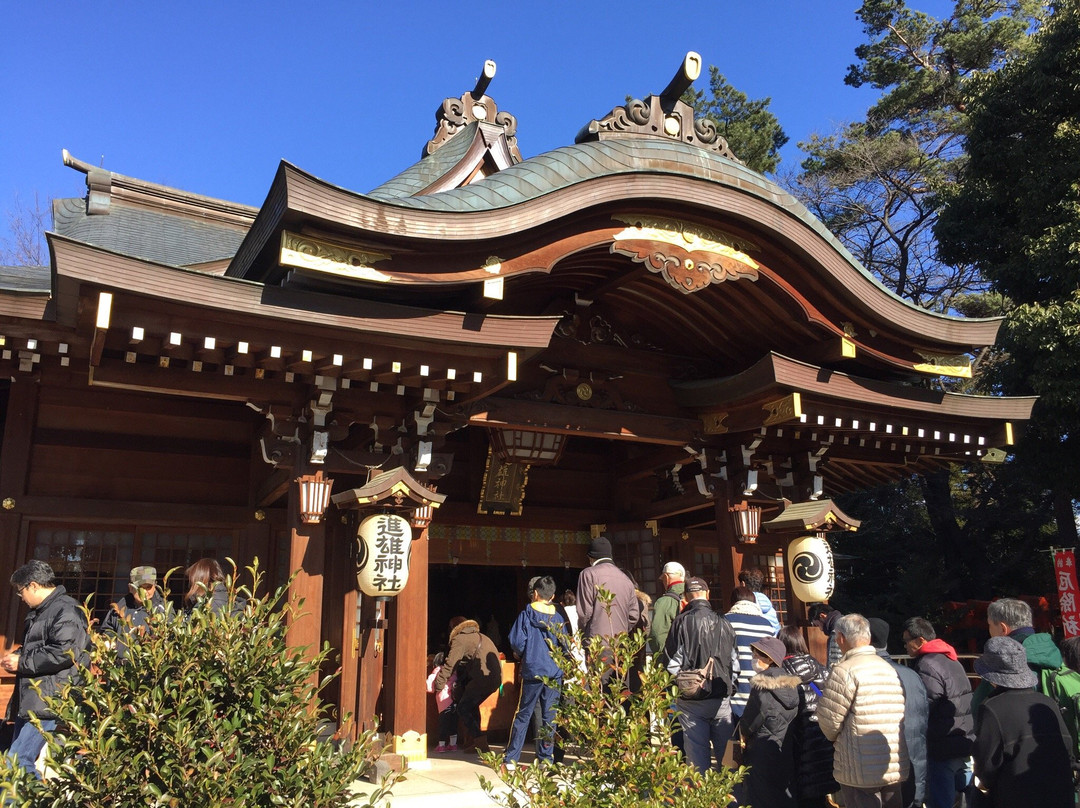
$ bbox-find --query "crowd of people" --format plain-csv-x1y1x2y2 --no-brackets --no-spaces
2,557,237,780
451,536,1080,808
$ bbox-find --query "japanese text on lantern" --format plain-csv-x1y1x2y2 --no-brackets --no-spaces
1054,550,1080,638
371,515,407,594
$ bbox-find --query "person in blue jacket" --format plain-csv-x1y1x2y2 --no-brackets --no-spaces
503,575,566,769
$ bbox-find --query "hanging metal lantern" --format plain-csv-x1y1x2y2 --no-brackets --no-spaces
786,534,835,603
356,513,413,598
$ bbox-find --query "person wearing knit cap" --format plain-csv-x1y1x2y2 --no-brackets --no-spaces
575,536,639,686
972,636,1074,807
870,618,928,808
734,636,802,808
901,617,973,808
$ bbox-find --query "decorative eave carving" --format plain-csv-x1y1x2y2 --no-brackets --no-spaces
611,214,760,294
762,499,861,533
331,467,446,511
576,52,742,162
279,231,391,283
425,60,522,161
913,350,973,379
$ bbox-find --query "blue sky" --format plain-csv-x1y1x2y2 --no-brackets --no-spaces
1,1,955,221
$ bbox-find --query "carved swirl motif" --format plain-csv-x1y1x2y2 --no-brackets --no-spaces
791,551,824,584
579,95,742,162
426,92,521,159
611,215,760,294
494,110,518,139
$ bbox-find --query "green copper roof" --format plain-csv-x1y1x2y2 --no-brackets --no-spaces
367,122,486,200
361,135,909,313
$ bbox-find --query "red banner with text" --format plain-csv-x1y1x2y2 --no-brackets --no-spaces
1054,550,1080,638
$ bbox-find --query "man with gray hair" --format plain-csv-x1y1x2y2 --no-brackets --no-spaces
972,597,1062,713
817,613,909,808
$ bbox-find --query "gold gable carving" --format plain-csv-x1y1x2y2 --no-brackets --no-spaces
762,393,802,426
611,215,760,295
280,232,391,283
913,350,973,378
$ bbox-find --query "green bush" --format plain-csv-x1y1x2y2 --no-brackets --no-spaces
0,561,395,807
479,589,745,807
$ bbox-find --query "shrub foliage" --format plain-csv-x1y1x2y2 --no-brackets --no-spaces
0,561,394,807
479,588,745,807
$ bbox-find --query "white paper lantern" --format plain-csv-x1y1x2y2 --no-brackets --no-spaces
356,513,413,598
786,534,835,603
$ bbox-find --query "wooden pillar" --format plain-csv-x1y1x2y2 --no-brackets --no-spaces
285,483,325,688
355,592,384,735
386,524,429,762
714,482,744,604
0,375,37,648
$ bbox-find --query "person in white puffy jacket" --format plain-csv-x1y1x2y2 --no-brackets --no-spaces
816,613,909,808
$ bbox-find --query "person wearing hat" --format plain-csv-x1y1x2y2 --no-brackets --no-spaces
576,536,640,686
661,576,738,773
649,561,685,655
734,636,802,808
100,565,170,652
870,618,928,808
972,635,1074,807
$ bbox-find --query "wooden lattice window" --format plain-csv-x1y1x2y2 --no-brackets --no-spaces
29,524,236,621
610,528,660,597
745,550,788,628
692,549,724,609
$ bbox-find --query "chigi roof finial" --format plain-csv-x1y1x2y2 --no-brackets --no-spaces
424,59,521,160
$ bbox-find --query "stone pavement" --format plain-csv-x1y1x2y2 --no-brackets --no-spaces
350,744,517,808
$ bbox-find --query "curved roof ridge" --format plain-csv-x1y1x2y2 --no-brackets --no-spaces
367,122,483,200
288,139,999,328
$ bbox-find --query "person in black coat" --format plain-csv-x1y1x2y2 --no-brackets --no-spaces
736,636,801,808
1,560,90,779
780,625,838,808
972,636,1074,808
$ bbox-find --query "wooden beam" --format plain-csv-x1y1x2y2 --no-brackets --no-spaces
617,446,698,483
628,489,715,521
466,397,701,446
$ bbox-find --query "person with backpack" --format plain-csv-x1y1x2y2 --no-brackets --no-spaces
1040,634,1080,762
972,636,1074,807
972,597,1062,713
661,576,737,773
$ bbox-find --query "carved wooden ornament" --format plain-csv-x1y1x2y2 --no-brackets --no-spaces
611,216,759,294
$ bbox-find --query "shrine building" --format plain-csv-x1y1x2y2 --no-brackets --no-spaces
0,55,1034,758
